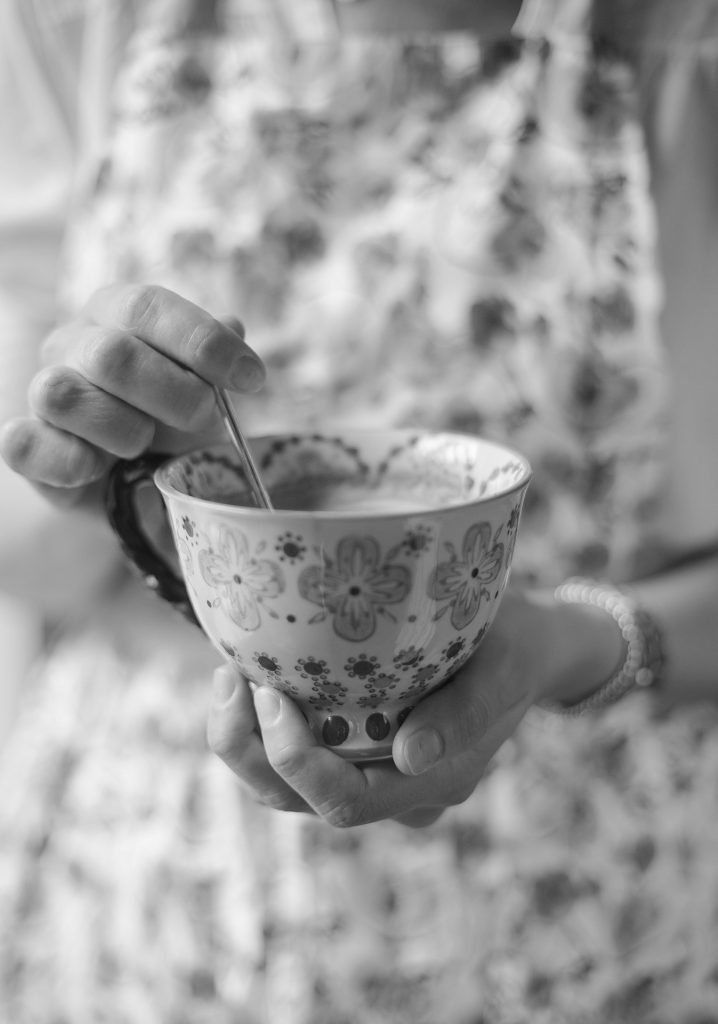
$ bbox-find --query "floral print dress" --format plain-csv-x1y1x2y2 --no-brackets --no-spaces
2,1,718,1022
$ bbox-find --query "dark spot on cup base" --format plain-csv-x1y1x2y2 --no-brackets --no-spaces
397,707,414,727
322,715,350,746
366,713,391,741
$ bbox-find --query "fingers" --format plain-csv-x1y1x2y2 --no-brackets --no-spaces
251,686,483,826
84,285,265,392
28,366,156,459
207,666,311,813
59,323,219,432
217,314,246,339
251,686,373,827
0,416,111,488
393,599,535,776
2,286,267,500
209,674,498,827
392,807,446,828
207,592,545,827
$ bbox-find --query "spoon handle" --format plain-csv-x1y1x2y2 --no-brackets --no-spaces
213,387,274,510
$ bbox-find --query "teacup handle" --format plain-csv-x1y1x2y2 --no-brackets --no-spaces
104,454,200,626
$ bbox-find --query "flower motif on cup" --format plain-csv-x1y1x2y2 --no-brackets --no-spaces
507,504,522,535
398,677,435,703
199,525,285,631
471,623,489,650
428,522,504,630
253,651,283,680
344,654,379,680
385,524,435,561
298,535,411,642
295,656,330,682
393,646,425,672
359,672,400,708
411,663,439,688
505,502,523,564
357,693,387,709
251,653,300,697
250,655,299,696
181,515,196,539
396,663,438,704
441,637,466,664
177,538,193,575
308,679,348,711
275,532,306,564
371,671,399,692
219,638,248,671
220,639,238,659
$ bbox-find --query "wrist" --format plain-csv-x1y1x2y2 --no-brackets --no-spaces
540,578,666,715
532,587,625,707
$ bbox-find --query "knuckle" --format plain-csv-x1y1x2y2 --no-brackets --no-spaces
318,797,364,830
40,325,71,365
220,315,245,340
175,382,216,431
29,367,81,419
84,330,139,385
113,415,155,458
266,742,310,782
0,419,37,470
452,690,492,749
186,320,233,374
0,419,105,487
440,762,478,808
260,789,301,813
119,284,162,331
450,776,477,807
206,718,238,762
470,689,494,733
60,445,106,487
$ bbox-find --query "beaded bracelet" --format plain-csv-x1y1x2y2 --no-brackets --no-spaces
542,577,666,716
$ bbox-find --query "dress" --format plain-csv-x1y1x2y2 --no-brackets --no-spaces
2,2,718,1022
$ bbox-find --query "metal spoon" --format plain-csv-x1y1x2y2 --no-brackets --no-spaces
213,386,274,511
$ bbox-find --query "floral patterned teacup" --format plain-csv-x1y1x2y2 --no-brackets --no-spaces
106,430,531,761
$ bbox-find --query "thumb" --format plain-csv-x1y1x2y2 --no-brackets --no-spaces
392,629,531,776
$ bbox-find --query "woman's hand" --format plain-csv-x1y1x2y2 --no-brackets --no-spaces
207,588,618,829
0,284,265,508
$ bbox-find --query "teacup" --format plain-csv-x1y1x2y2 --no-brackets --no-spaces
105,430,531,761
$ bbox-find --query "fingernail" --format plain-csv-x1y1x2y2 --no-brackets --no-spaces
229,354,266,393
253,686,282,727
403,728,444,776
212,665,236,707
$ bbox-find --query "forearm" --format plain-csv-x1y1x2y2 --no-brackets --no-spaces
540,550,718,709
631,550,718,705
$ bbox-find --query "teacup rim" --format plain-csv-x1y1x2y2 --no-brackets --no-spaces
153,428,532,519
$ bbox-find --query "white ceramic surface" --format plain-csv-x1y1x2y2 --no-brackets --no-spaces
155,430,531,761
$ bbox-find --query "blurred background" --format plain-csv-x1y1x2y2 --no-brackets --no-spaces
3,2,718,1024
